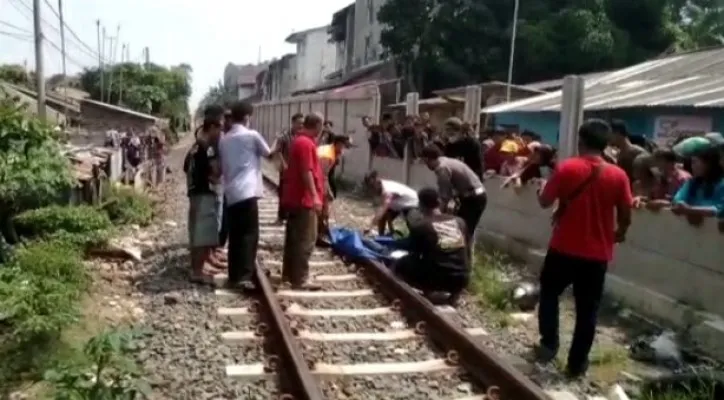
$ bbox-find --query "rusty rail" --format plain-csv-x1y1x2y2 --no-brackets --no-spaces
261,173,550,400
358,259,551,400
253,262,325,400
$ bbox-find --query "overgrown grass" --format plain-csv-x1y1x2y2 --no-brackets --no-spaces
101,185,154,227
470,250,513,311
638,375,721,400
1,198,153,398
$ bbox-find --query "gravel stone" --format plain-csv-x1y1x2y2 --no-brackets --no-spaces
319,372,486,400
291,315,408,334
304,338,439,364
128,137,279,399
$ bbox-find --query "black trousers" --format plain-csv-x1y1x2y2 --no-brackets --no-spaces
226,197,259,283
328,165,338,198
394,254,468,295
456,192,487,243
277,172,288,221
538,249,607,370
218,197,228,247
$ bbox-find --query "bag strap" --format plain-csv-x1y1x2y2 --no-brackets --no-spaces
556,163,603,217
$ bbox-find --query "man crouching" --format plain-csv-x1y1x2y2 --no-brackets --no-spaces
185,117,223,284
393,187,470,305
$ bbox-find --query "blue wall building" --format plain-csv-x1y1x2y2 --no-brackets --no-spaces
494,107,724,146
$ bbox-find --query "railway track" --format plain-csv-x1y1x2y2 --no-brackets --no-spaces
210,177,561,400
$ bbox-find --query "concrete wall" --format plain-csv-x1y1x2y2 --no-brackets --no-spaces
494,106,724,145
238,85,255,100
251,84,381,183
294,28,338,92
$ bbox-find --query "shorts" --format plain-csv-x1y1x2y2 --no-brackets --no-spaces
188,193,220,248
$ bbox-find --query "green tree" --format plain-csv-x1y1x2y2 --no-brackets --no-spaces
0,64,33,88
195,81,238,119
78,62,191,130
378,0,724,94
0,88,74,248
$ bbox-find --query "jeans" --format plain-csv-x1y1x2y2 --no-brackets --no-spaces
226,197,259,283
281,208,317,285
538,249,607,371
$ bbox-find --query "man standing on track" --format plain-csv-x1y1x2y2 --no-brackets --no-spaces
420,144,487,247
535,119,632,378
274,113,304,225
218,101,274,292
317,134,351,243
281,113,324,291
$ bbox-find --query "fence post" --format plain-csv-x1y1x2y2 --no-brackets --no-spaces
403,92,419,185
558,76,585,160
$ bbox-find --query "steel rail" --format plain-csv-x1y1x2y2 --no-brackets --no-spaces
253,261,325,400
261,173,550,400
358,259,551,400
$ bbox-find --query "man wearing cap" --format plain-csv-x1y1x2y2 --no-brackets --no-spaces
444,117,484,180
316,134,352,243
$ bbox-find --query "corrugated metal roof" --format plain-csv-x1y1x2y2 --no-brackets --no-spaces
483,46,724,113
81,98,160,121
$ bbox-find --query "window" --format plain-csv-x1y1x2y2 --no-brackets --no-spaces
367,0,374,24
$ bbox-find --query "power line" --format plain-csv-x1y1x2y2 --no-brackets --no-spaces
0,19,31,34
9,0,105,63
41,0,105,63
0,27,93,70
0,29,33,40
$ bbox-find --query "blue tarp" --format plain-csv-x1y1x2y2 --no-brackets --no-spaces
329,227,408,263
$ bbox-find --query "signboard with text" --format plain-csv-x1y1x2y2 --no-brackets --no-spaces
653,115,712,146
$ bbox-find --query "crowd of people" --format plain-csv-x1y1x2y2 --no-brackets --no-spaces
104,127,167,184
185,99,724,380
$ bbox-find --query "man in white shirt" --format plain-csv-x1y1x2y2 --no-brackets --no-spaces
218,101,274,292
363,170,420,235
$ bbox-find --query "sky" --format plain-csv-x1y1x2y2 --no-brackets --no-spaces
0,0,353,112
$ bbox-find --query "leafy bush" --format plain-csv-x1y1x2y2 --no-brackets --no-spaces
44,330,151,400
0,93,74,214
102,186,153,226
14,205,112,238
0,240,89,342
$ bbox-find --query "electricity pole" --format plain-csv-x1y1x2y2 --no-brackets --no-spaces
144,46,149,67
32,0,46,120
118,43,125,104
101,25,106,102
506,0,520,102
57,0,68,117
106,25,119,103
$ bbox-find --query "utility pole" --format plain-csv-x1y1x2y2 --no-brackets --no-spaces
505,0,520,102
32,0,46,120
118,43,125,104
144,46,149,67
101,25,106,102
106,24,119,103
57,0,68,117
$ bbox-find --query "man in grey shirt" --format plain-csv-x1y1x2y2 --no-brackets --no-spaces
421,144,487,245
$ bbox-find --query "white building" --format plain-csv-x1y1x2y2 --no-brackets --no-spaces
285,26,338,92
352,0,386,69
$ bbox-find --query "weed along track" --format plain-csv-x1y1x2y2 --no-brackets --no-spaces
212,179,559,400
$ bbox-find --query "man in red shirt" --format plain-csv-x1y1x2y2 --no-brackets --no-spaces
536,119,632,378
280,113,324,290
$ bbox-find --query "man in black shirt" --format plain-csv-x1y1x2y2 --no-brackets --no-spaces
393,187,470,305
443,117,484,180
185,116,222,284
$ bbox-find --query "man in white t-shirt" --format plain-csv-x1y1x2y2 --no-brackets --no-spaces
218,101,275,292
363,170,419,235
